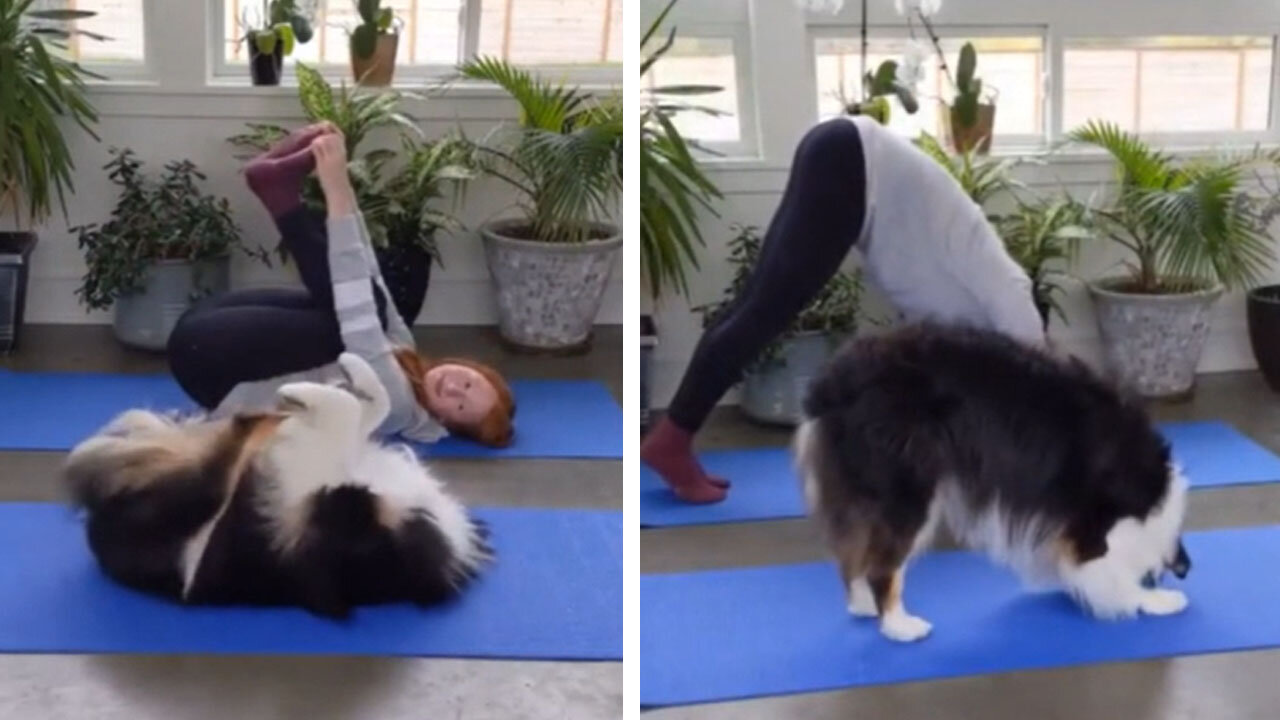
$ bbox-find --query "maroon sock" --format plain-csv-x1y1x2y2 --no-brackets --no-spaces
244,147,317,218
640,417,730,504
266,125,327,159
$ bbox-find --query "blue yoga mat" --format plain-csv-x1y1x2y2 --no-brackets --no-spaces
0,503,620,659
640,421,1280,527
0,369,621,459
642,524,1280,707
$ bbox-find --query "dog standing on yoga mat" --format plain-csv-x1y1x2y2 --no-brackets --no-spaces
793,323,1192,642
166,124,516,449
63,352,491,620
641,115,1045,504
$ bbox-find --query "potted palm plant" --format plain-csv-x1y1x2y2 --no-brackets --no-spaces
74,149,269,351
1068,120,1279,399
698,225,865,426
236,0,315,86
459,57,623,353
640,0,725,426
349,0,399,86
1,0,101,352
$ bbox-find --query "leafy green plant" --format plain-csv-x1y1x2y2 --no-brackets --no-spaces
640,0,723,298
378,134,477,262
351,0,396,59
914,131,1024,210
227,62,421,251
237,0,314,58
996,196,1091,326
1067,120,1279,294
74,149,268,311
697,224,865,372
1,0,103,226
458,56,623,244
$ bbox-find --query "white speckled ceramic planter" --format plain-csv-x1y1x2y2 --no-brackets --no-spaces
481,220,621,352
1088,278,1223,400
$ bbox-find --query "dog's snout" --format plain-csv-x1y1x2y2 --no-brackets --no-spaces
1169,540,1191,579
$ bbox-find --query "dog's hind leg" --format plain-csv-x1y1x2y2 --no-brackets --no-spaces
866,524,934,642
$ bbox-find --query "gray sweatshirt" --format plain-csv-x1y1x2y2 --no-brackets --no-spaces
849,115,1045,346
211,213,448,443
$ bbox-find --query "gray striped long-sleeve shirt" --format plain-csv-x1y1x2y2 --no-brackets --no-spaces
211,213,447,443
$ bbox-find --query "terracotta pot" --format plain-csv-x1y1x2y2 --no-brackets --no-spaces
350,33,399,87
946,103,996,154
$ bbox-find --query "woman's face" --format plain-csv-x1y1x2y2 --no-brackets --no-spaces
422,363,498,426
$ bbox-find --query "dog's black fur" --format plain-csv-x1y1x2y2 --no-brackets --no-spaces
796,323,1190,636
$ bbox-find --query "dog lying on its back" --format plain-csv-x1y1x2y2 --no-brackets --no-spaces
793,323,1191,642
63,353,491,620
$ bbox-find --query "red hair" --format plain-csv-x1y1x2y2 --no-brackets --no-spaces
392,348,516,448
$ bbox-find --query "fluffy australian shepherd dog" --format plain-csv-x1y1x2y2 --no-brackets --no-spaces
62,353,491,620
793,323,1192,643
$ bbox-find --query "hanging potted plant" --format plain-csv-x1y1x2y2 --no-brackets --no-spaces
0,1,102,352
236,0,315,86
458,57,623,353
74,149,269,351
824,0,921,124
698,225,865,426
349,0,400,87
640,0,725,427
1068,120,1279,399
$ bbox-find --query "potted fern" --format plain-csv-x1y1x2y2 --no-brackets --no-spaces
236,0,315,86
1068,120,1279,399
698,225,865,426
74,149,269,351
459,57,623,353
349,0,400,86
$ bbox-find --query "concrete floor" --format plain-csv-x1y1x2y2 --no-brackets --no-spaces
0,324,622,720
642,371,1280,719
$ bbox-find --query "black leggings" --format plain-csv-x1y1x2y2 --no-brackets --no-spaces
666,118,869,432
167,207,390,410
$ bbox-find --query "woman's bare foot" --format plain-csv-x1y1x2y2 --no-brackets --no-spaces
640,417,729,504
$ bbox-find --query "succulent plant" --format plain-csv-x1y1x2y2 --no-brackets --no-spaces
952,42,983,129
351,0,396,60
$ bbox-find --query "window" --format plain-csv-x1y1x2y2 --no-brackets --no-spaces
644,36,742,144
815,35,1044,144
32,0,145,64
1064,36,1274,134
221,0,621,73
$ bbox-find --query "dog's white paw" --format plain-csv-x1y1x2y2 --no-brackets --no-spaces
1139,588,1188,616
847,579,877,618
880,611,932,642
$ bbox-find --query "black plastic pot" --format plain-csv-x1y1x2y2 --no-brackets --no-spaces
1247,285,1280,392
0,232,37,353
374,240,434,325
641,314,657,431
249,44,284,86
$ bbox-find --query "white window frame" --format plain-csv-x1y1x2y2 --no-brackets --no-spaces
796,0,1280,153
807,24,1050,153
208,0,622,88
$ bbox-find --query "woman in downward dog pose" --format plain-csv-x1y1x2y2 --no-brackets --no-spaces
641,115,1045,503
167,124,516,448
